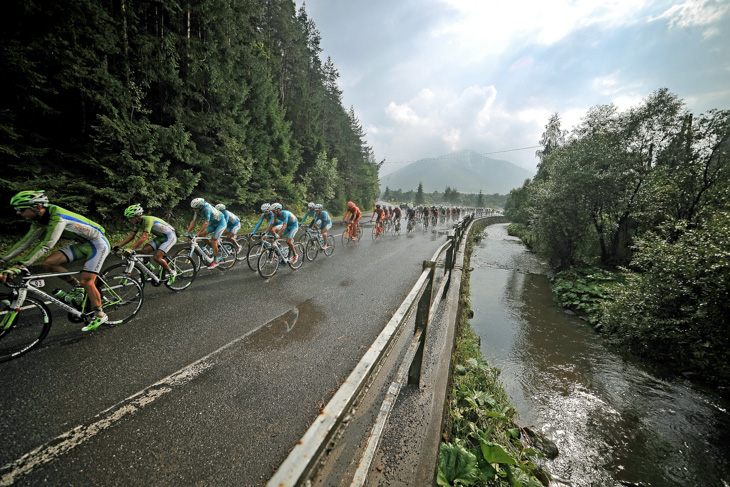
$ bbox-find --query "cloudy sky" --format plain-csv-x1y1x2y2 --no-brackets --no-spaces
295,0,730,176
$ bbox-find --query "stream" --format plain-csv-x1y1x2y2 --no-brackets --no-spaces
468,222,730,487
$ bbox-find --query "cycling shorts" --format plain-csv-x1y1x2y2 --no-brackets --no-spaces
205,218,227,239
149,233,177,255
226,221,241,234
59,236,111,275
281,222,298,240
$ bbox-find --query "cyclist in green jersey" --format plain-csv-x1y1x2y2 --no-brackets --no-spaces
0,190,110,331
112,204,177,280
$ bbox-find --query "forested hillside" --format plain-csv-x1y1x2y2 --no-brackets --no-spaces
0,0,380,231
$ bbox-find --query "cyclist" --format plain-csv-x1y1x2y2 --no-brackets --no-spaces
343,201,362,239
392,205,402,232
0,190,110,331
406,205,417,231
250,203,274,235
185,197,228,269
299,202,316,227
372,204,385,236
312,204,332,248
268,203,299,264
215,204,242,253
113,204,176,281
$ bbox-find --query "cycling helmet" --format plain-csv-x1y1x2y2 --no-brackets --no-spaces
271,202,283,211
11,190,49,208
347,201,355,209
190,197,205,208
124,204,144,218
261,203,271,212
307,202,315,210
215,203,226,211
314,204,323,210
376,204,381,209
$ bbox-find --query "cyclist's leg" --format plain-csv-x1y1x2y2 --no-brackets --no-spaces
42,250,76,285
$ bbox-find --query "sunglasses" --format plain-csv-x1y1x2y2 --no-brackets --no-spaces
15,207,30,212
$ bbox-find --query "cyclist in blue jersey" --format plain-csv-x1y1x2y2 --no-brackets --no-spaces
215,204,242,254
312,204,332,248
251,203,275,235
0,190,110,331
185,197,228,269
299,202,316,227
268,202,299,264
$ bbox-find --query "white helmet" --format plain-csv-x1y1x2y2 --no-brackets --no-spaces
191,198,205,208
307,202,315,210
271,202,283,211
261,203,271,212
314,204,323,210
215,203,226,211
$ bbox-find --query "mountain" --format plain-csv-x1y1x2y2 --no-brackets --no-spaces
379,150,535,194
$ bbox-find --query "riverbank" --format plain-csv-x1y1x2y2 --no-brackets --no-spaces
438,220,549,487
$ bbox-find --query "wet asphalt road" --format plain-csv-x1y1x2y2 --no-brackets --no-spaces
0,222,448,486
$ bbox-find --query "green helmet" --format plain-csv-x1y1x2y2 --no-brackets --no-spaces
11,190,49,208
124,204,144,218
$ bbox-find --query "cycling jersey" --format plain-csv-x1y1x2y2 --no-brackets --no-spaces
193,203,227,238
373,208,384,222
346,206,362,221
274,210,299,239
393,207,402,218
132,215,177,254
251,212,274,233
2,205,108,268
314,210,332,230
222,210,241,233
300,210,316,226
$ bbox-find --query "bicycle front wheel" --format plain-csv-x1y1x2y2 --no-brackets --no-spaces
0,295,52,362
218,241,237,270
258,249,280,279
98,275,144,325
165,254,197,291
323,236,335,256
247,242,264,271
305,238,319,262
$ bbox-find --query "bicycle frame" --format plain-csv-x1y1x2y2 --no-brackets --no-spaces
3,271,88,327
117,253,163,283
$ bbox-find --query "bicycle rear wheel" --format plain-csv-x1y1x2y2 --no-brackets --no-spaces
174,247,202,273
102,262,147,289
218,241,237,270
97,275,144,325
235,236,250,262
258,248,279,278
305,238,319,261
0,295,52,362
165,254,197,291
323,236,335,256
247,242,264,271
289,242,305,269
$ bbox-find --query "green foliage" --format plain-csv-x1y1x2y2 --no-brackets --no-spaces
506,223,534,248
437,442,479,487
600,211,730,388
550,268,624,326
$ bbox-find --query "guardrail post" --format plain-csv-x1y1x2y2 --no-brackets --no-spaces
409,261,435,386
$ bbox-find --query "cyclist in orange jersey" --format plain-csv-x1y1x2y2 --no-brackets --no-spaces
343,201,362,239
372,204,385,236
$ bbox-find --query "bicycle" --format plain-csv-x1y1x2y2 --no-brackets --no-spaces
257,234,305,279
101,249,197,292
303,228,335,261
244,233,266,271
406,217,416,233
174,235,237,272
342,221,363,247
372,220,385,240
0,268,144,362
392,218,401,236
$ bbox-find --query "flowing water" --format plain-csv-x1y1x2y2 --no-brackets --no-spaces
468,223,730,487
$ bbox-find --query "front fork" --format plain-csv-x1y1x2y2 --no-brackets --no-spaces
1,288,26,330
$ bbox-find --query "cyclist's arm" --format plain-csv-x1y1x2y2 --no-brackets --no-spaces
19,215,70,267
1,223,44,264
129,232,151,251
196,221,209,237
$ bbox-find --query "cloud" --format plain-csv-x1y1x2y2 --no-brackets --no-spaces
656,0,730,28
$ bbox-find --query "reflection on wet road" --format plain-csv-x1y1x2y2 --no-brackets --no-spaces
469,223,730,487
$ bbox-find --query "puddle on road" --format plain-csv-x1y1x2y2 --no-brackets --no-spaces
243,299,325,351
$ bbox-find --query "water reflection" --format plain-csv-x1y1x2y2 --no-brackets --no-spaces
469,223,730,487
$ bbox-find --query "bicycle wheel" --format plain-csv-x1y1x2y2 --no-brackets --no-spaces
342,228,352,247
0,295,52,362
247,242,264,271
372,226,378,240
164,253,197,291
235,236,250,262
217,241,237,270
323,236,335,256
175,247,201,273
305,238,319,262
258,248,279,279
97,274,144,325
297,231,310,244
289,242,305,270
102,262,147,289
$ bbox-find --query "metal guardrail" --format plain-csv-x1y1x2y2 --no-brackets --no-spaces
267,214,475,487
